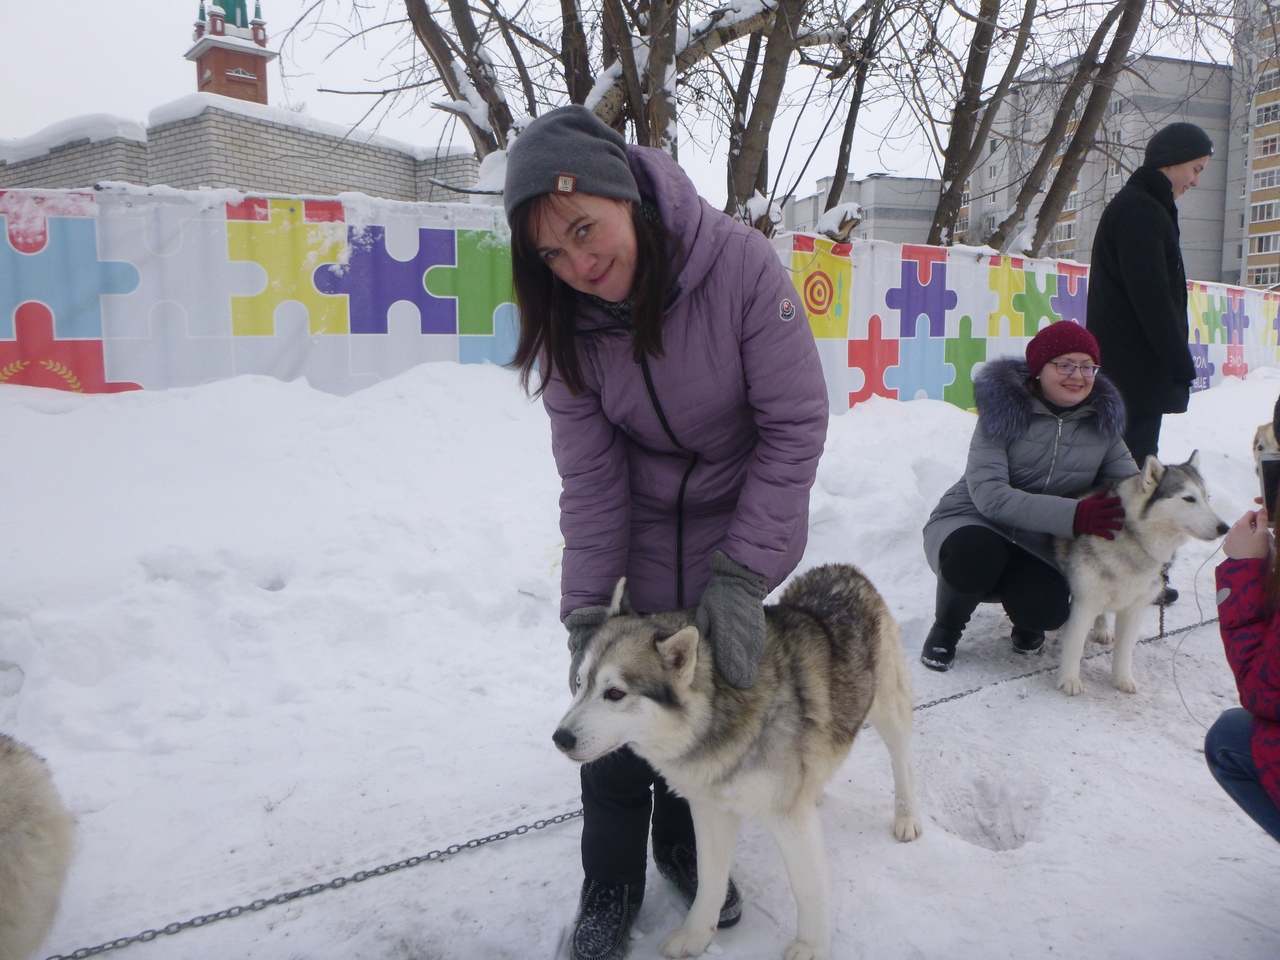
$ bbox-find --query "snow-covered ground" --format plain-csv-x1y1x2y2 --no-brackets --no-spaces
4,363,1280,960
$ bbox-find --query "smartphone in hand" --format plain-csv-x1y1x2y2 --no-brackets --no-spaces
1261,452,1280,525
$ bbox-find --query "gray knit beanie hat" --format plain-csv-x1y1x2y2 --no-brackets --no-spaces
1144,122,1213,168
503,105,640,224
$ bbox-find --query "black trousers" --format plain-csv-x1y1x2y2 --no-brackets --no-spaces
938,525,1071,631
580,747,695,886
1123,411,1163,466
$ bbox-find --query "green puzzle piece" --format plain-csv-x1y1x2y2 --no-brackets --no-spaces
424,230,514,336
944,315,987,411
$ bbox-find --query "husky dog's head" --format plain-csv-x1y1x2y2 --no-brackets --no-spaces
552,578,708,765
1135,450,1230,542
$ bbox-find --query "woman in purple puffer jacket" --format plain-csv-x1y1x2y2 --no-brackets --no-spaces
504,106,828,960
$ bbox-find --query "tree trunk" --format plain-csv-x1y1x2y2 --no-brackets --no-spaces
559,0,594,106
642,0,681,152
987,2,1121,251
1029,0,1146,256
825,0,886,211
926,0,1001,246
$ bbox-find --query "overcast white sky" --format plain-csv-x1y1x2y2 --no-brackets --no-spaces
0,0,932,208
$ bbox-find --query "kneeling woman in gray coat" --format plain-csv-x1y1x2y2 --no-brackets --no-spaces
921,321,1138,671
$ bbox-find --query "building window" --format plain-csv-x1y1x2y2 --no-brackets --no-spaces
1052,221,1075,242
988,164,998,179
1248,264,1280,286
1260,69,1280,93
1250,232,1280,254
1252,201,1280,223
1259,102,1280,126
1239,243,1245,260
1109,155,1123,177
1255,168,1280,190
961,183,971,206
1063,190,1077,211
955,215,969,235
1259,136,1280,157
985,214,997,234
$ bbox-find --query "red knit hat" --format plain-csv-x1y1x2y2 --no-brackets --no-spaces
1026,321,1101,376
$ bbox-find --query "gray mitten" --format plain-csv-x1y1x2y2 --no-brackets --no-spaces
564,604,610,695
694,550,768,688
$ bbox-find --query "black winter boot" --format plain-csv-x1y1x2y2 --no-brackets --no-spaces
654,843,743,928
570,880,644,960
1010,626,1045,654
920,580,983,672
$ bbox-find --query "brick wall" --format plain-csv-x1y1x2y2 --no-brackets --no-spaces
2,102,479,201
0,137,148,189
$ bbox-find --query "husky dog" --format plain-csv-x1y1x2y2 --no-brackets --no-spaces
1054,452,1228,697
553,564,921,960
0,735,74,960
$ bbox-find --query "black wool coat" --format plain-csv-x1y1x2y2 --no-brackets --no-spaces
1086,166,1197,416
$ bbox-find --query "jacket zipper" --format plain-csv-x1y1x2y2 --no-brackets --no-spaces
639,354,698,608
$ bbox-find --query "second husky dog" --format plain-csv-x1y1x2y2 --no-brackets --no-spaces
1054,452,1228,696
553,563,921,960
0,734,74,960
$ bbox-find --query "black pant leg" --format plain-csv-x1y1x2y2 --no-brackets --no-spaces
580,747,657,885
937,525,1011,597
1123,412,1163,465
651,775,695,856
997,547,1072,631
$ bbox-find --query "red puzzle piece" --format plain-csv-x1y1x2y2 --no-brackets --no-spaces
0,303,140,393
848,314,899,406
0,190,96,254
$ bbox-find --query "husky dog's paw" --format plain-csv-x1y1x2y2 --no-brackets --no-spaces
1088,619,1114,646
894,811,923,842
783,940,828,960
1057,674,1083,696
662,923,714,958
1112,674,1138,694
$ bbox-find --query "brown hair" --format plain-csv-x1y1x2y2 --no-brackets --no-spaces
507,195,677,397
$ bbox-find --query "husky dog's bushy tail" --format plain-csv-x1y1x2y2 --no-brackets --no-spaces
0,735,74,960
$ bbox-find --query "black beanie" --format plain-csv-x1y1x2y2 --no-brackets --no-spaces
1144,122,1213,168
503,106,641,224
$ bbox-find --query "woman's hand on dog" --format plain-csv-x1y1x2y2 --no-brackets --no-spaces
1224,507,1271,560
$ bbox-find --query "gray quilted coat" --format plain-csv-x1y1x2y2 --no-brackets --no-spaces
922,357,1137,573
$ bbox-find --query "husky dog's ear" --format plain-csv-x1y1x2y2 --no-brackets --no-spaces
1186,449,1201,471
656,626,699,687
1140,454,1165,491
607,578,637,617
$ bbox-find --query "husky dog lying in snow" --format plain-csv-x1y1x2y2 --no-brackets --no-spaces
1053,452,1228,696
553,564,921,960
0,734,74,960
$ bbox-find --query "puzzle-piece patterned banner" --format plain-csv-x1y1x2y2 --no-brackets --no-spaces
0,189,518,395
3,187,1277,403
782,233,1280,412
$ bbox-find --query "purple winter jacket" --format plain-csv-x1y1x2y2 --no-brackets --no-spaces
543,146,829,620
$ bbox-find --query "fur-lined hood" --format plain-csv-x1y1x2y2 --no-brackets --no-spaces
975,356,1127,445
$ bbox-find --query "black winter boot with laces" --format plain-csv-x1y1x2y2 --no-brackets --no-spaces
653,844,743,928
570,880,644,960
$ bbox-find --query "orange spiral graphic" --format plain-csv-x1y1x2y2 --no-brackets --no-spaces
804,271,834,316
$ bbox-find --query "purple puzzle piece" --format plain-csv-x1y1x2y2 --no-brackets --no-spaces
314,226,457,334
885,259,958,338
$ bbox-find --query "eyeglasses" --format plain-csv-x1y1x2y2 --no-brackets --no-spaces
1050,361,1100,378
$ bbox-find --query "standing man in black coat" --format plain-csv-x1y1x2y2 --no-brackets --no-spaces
1086,121,1213,606
1087,121,1213,464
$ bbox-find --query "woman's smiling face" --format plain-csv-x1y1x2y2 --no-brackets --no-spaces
1037,351,1098,407
530,193,638,303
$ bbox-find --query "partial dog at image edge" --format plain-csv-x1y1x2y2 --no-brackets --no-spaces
552,563,921,960
1053,451,1228,697
0,734,75,960
1251,391,1280,476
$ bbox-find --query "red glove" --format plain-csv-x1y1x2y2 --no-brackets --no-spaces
1073,491,1125,539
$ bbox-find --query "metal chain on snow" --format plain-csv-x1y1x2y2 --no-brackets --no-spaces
44,809,583,960
47,615,1224,959
913,615,1219,712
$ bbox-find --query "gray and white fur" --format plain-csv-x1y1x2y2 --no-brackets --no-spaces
0,734,74,960
1054,452,1229,696
553,563,921,960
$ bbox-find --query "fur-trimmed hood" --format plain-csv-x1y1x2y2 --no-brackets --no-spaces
975,356,1127,445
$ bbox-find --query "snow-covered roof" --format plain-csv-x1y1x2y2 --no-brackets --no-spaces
0,115,147,165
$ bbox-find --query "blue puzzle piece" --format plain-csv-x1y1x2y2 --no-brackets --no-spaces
313,226,457,335
0,216,139,338
459,303,520,366
883,317,955,400
885,260,958,338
